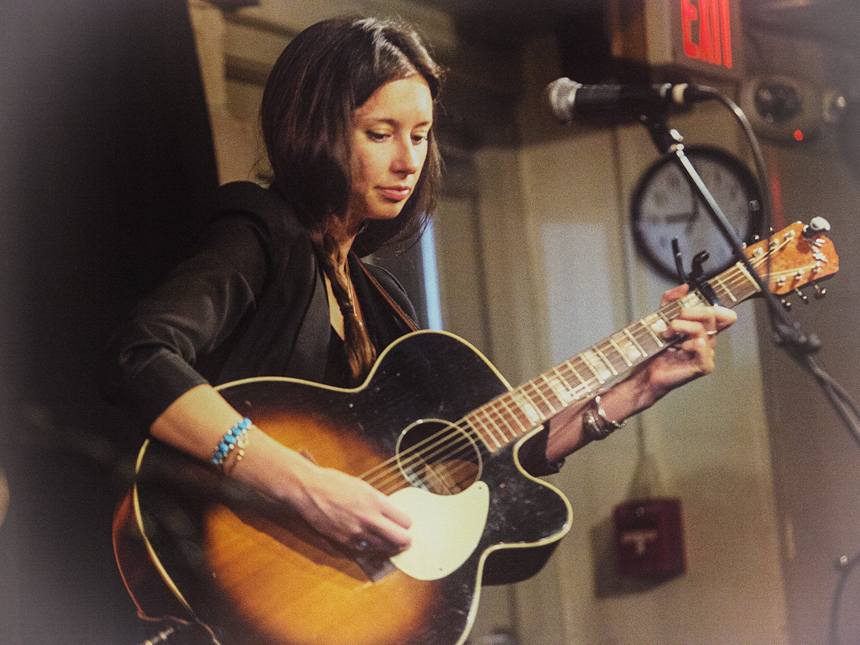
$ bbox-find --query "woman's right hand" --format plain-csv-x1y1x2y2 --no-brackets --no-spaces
149,384,413,557
284,460,413,556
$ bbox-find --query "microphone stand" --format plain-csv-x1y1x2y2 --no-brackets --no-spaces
639,113,817,352
638,112,860,440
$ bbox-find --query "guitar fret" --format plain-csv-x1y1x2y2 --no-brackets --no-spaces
567,363,586,387
566,363,593,397
462,419,488,453
609,336,634,367
629,327,659,356
641,314,668,347
547,369,576,405
710,274,738,303
498,397,527,437
603,338,632,372
529,380,557,415
578,353,605,385
724,267,748,296
481,401,506,443
473,407,504,448
475,413,500,449
510,389,543,427
539,374,562,407
489,400,518,442
623,328,648,359
735,263,761,300
593,345,619,376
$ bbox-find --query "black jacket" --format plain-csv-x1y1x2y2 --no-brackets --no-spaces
101,181,417,427
101,181,557,475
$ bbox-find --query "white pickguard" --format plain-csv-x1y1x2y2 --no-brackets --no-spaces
388,481,490,581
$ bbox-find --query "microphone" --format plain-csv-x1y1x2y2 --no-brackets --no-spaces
545,77,714,123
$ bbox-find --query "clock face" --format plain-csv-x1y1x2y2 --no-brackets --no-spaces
631,145,762,280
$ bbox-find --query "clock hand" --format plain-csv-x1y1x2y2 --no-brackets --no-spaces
686,201,702,233
661,212,697,224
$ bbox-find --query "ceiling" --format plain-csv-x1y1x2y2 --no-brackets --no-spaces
418,0,860,49
744,0,860,50
418,0,604,43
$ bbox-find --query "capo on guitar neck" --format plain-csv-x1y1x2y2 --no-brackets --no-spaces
671,238,720,306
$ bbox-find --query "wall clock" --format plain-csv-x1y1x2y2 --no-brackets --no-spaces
631,145,763,281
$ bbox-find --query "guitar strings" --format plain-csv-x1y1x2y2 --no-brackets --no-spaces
361,306,691,494
359,294,712,493
359,294,711,493
360,232,813,493
361,423,481,494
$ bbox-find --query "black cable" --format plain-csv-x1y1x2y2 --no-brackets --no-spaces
706,88,860,440
829,551,860,645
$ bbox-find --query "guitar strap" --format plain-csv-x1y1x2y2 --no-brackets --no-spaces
357,261,421,333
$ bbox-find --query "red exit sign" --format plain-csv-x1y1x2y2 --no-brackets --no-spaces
680,0,733,69
608,0,741,79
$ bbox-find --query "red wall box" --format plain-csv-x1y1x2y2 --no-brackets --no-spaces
613,498,686,578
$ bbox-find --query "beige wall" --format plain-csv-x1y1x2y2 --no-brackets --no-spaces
458,32,787,643
753,105,860,645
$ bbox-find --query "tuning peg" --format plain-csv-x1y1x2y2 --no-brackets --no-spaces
803,217,831,237
813,282,827,299
794,288,809,304
781,298,792,310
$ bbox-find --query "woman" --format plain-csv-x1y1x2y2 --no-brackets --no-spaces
103,13,733,596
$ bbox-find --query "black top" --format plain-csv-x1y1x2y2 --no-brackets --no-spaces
100,181,416,427
100,181,558,475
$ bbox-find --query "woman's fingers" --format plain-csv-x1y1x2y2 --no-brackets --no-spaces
299,469,413,556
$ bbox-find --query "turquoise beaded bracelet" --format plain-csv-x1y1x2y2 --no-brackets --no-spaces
211,417,251,472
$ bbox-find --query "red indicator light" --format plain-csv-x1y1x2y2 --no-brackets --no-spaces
794,130,803,142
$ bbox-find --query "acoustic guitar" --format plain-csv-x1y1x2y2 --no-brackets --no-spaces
114,221,837,645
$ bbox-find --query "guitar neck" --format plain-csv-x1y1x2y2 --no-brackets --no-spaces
462,219,839,452
465,260,762,452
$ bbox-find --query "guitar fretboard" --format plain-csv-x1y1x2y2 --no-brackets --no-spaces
464,258,763,451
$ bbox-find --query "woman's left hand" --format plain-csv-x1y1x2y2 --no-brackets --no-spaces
545,283,737,461
639,282,737,402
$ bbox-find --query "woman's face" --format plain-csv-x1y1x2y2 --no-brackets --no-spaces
347,74,433,224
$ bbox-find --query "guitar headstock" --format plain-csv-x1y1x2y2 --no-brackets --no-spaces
744,221,839,296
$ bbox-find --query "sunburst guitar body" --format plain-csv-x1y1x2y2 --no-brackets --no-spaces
113,222,838,644
116,332,571,645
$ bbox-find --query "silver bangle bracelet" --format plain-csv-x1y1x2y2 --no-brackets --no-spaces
594,395,625,431
582,409,608,441
582,395,625,441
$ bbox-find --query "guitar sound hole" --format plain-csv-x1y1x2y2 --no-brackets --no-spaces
395,420,482,495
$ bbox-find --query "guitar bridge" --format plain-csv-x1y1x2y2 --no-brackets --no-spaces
354,554,397,582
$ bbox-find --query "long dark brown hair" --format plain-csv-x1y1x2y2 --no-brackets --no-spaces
260,17,444,382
